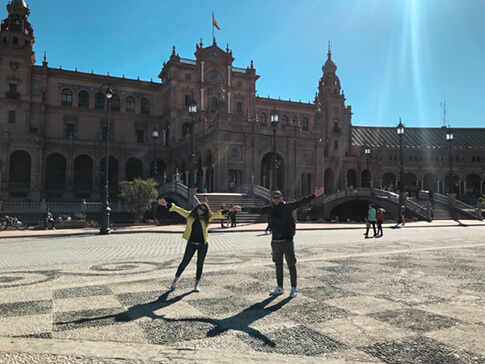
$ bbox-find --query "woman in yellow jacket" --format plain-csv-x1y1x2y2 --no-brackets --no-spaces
158,198,225,292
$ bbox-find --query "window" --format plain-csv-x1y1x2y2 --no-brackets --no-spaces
281,115,288,128
94,92,105,109
125,97,135,112
260,112,267,127
102,126,108,141
140,98,150,114
236,102,243,116
136,129,144,144
65,123,75,137
78,91,89,108
29,127,38,134
61,89,73,106
291,116,298,127
210,97,218,113
302,117,309,131
13,36,18,44
334,140,338,150
7,83,19,99
8,110,16,123
185,95,192,106
110,94,120,111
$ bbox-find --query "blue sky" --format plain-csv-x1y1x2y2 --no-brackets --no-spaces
19,0,485,128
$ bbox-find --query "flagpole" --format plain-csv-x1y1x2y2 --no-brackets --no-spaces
212,12,214,43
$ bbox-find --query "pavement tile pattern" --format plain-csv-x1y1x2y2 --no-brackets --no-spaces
0,226,484,363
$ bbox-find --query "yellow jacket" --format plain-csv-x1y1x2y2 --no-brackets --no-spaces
169,203,224,244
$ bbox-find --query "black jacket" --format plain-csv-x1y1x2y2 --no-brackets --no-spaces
242,194,315,240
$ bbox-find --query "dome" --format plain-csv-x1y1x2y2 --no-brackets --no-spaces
10,0,27,7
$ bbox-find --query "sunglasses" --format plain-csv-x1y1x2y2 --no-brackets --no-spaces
271,195,282,200
198,206,207,212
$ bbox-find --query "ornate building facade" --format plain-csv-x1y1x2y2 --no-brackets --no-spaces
1,0,484,205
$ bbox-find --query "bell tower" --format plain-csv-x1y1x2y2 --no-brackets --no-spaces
0,0,35,63
316,42,352,159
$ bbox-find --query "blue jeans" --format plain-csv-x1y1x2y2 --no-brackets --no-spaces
175,241,208,280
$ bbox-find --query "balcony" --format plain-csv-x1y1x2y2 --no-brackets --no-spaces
5,91,20,100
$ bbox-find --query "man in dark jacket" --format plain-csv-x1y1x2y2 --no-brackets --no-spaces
231,186,324,298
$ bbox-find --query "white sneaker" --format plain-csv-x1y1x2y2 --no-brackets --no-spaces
289,287,298,298
269,286,284,295
194,283,200,292
170,281,177,291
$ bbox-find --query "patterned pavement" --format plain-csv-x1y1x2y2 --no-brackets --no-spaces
0,223,484,363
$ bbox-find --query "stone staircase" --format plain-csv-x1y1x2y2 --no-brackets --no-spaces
195,193,268,224
408,198,452,220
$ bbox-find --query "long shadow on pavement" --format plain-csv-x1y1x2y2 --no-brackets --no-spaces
57,291,291,347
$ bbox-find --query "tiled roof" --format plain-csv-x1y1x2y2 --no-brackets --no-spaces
352,126,485,150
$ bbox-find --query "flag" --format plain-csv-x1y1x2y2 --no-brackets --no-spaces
213,14,220,30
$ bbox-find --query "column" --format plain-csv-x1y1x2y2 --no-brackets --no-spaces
202,166,207,192
184,171,190,186
227,91,231,114
200,88,205,111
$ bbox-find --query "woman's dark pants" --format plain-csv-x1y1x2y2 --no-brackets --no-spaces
271,239,297,288
175,241,208,280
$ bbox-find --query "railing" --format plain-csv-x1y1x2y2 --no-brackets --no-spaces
425,191,478,219
232,67,247,74
235,184,271,202
5,91,20,100
180,58,197,65
0,201,126,214
157,182,199,206
8,183,30,190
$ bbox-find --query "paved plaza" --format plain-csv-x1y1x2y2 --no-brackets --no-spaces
0,222,484,363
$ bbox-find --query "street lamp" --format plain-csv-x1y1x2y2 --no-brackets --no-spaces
188,99,197,188
397,118,405,207
364,145,371,187
152,129,159,178
446,127,454,194
100,86,115,235
270,107,279,190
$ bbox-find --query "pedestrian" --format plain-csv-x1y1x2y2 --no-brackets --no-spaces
376,208,384,237
365,204,377,237
220,205,226,228
232,186,324,298
228,205,237,227
400,205,406,225
158,198,225,292
428,187,434,202
45,209,55,230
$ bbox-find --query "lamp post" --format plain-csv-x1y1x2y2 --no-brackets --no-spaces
364,145,371,187
446,127,454,194
100,86,115,235
152,129,159,179
397,118,405,208
188,99,197,189
270,107,279,191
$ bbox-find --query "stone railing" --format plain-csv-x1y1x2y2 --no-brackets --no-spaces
234,184,271,202
0,201,126,214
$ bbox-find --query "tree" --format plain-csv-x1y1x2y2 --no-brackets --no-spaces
120,178,158,224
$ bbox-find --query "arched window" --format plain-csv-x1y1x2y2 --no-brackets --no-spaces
78,90,89,108
94,92,105,109
125,96,135,112
302,117,309,131
291,116,298,127
61,89,73,106
260,112,267,127
110,94,120,111
141,98,150,114
205,70,223,84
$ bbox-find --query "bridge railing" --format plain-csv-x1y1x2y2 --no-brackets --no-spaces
157,182,199,205
235,184,271,202
0,201,126,214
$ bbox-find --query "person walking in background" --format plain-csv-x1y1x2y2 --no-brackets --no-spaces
232,186,324,298
45,209,55,230
376,208,384,237
158,198,225,292
365,204,377,237
400,205,406,225
228,205,237,227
